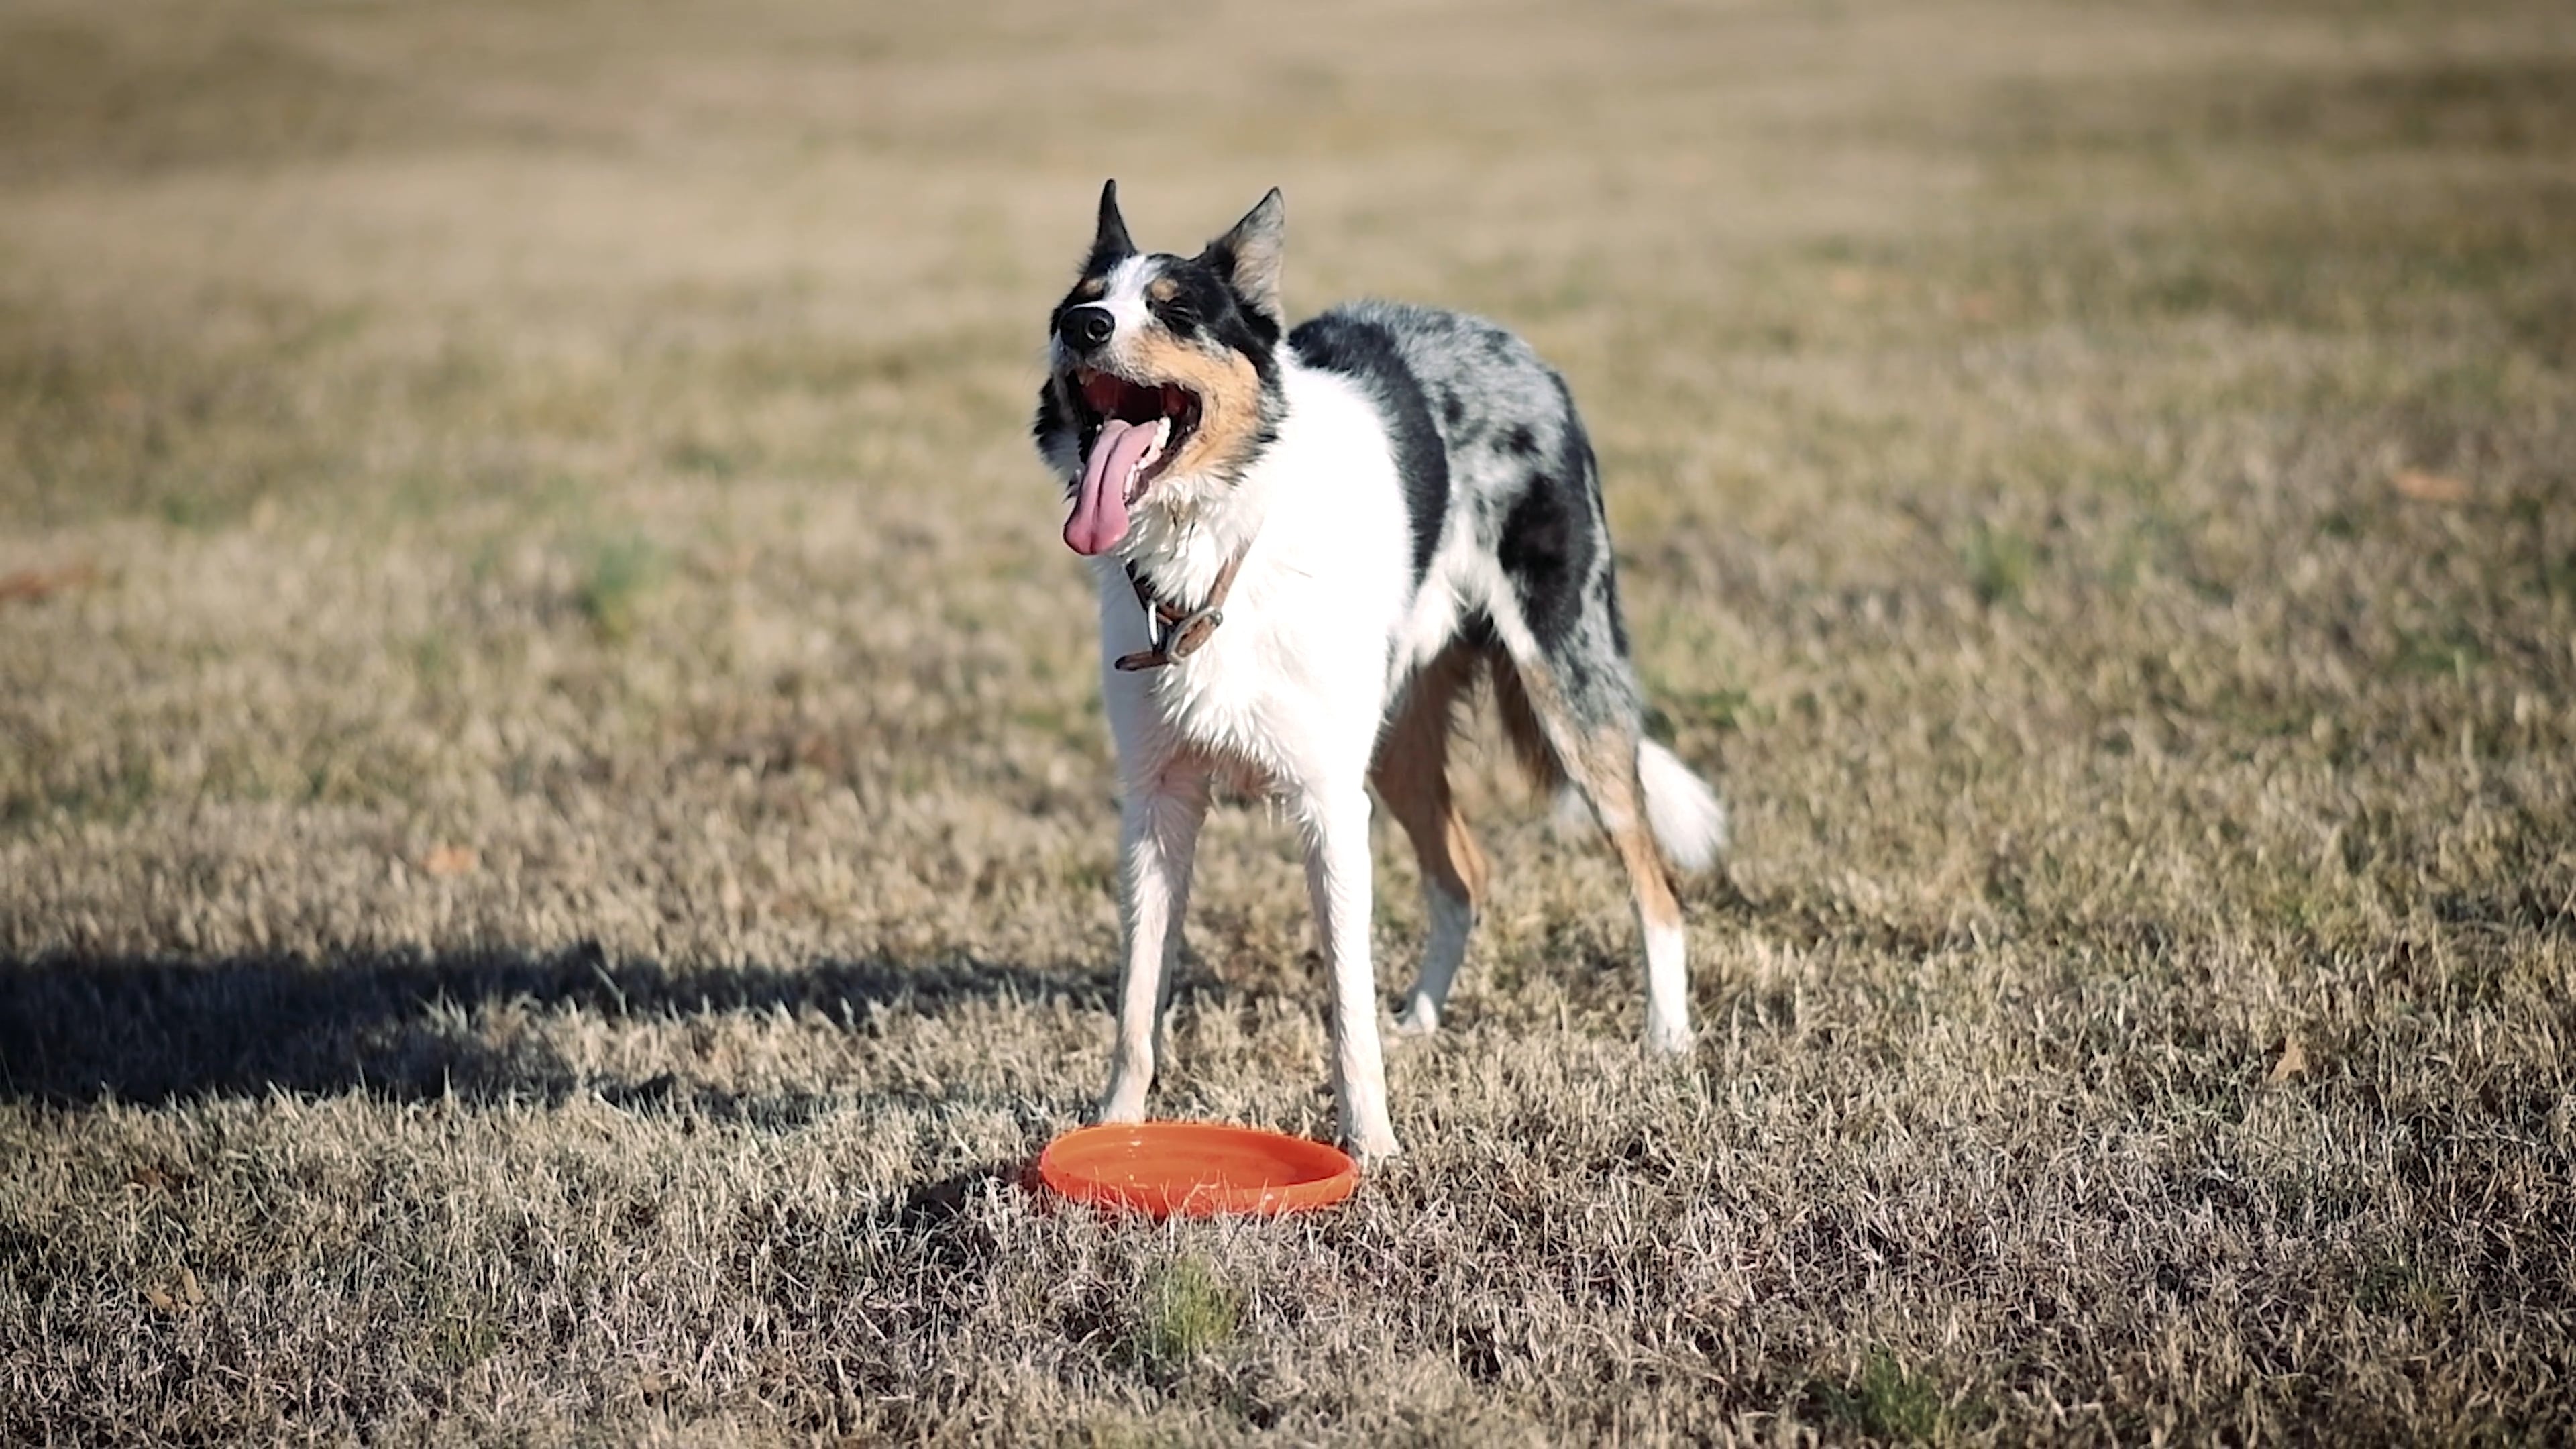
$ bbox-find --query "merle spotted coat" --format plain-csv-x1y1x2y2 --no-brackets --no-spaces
1033,183,1725,1158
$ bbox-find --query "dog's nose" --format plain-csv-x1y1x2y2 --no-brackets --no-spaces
1059,305,1115,353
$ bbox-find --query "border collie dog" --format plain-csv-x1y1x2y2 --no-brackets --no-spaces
1032,182,1726,1159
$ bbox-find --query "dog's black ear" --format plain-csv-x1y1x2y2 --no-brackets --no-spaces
1202,187,1285,322
1089,179,1135,268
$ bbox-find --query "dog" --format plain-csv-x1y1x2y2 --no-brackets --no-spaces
1031,182,1727,1159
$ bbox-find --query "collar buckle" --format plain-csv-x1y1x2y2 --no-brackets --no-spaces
1114,551,1246,672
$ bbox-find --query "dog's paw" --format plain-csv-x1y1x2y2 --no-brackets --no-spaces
1342,1126,1403,1164
1092,1089,1150,1125
1391,998,1441,1038
1642,1017,1694,1056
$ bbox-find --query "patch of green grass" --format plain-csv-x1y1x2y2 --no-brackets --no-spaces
2392,621,2489,679
1652,685,1760,734
1811,1350,1973,1444
1965,521,2039,607
2355,1254,2449,1323
425,1285,505,1372
409,633,452,685
663,436,742,479
1,752,158,830
572,532,666,639
1127,1255,1238,1375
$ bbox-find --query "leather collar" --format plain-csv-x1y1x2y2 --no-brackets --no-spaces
1115,547,1249,672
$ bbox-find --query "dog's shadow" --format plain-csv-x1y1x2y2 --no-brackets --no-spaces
0,941,1112,1110
1,877,1931,1115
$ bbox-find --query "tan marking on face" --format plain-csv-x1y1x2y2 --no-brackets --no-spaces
1146,276,1179,304
1075,277,1106,301
1122,331,1269,480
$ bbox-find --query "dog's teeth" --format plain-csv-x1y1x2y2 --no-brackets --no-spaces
1154,416,1171,448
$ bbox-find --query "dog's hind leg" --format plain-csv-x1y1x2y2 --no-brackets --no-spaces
1493,647,1695,1054
1475,402,1719,1051
1300,784,1401,1159
1098,767,1209,1124
1372,641,1489,1036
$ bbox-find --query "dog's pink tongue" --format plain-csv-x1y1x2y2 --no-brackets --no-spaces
1065,417,1155,555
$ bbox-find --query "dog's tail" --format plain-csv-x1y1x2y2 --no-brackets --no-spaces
1638,739,1728,873
1533,740,1730,874
1493,657,1729,873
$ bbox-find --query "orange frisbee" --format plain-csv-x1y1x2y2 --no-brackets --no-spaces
1036,1122,1359,1218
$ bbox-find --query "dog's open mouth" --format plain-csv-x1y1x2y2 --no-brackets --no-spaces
1064,369,1203,556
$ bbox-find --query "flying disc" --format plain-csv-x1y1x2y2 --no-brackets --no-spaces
1036,1122,1360,1218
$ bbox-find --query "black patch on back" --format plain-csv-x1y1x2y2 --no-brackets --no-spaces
1497,472,1591,652
1289,313,1450,586
1499,392,1608,657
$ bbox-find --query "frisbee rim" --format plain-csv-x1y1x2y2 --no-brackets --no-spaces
1036,1121,1360,1218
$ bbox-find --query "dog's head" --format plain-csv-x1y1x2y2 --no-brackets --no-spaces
1034,182,1287,557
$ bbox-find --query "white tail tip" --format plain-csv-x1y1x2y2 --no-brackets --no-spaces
1639,739,1728,873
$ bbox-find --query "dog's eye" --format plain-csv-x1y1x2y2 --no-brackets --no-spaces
1150,297,1199,331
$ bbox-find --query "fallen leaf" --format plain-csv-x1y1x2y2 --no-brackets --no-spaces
144,1285,177,1313
423,844,479,878
2393,469,2470,504
638,1371,673,1395
126,1166,169,1193
1955,290,1998,322
178,1265,205,1305
2267,1035,2308,1083
1828,268,1872,301
0,562,96,605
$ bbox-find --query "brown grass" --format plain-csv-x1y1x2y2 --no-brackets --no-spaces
4,0,2573,1442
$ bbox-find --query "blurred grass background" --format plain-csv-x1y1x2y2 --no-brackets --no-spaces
3,0,2573,1442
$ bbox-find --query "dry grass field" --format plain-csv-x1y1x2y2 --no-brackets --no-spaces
4,0,2574,1441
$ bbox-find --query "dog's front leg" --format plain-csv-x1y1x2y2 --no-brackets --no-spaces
1097,769,1208,1124
1301,786,1401,1160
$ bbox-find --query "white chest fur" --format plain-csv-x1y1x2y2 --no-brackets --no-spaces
1095,360,1415,796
